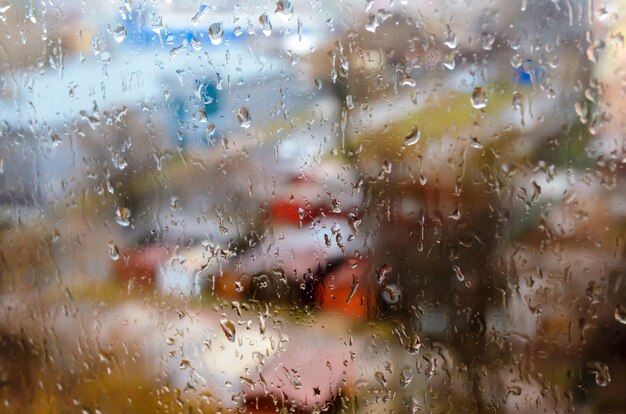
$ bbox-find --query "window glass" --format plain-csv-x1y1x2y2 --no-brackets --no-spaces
0,0,625,412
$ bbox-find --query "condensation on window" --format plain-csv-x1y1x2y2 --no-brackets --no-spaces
0,0,625,412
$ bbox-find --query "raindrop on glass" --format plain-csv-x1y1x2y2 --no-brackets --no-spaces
208,22,224,45
108,241,119,261
220,319,236,342
275,0,293,19
113,25,126,43
405,126,421,146
471,87,488,109
259,13,272,36
236,107,252,128
115,207,131,227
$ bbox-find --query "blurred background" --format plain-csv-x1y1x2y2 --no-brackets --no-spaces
0,0,626,412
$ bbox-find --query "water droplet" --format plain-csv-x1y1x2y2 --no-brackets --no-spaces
191,4,210,26
206,123,216,138
453,265,465,281
259,13,272,36
512,91,523,110
470,137,483,149
586,361,611,386
275,0,293,19
345,274,359,304
596,6,609,21
381,284,400,304
259,314,266,334
208,22,224,45
470,87,488,109
403,396,421,414
501,161,518,177
615,304,626,324
374,371,387,387
113,153,127,170
406,334,421,354
443,51,456,70
297,16,303,40
575,101,588,124
364,13,380,33
190,36,202,51
586,39,605,63
401,75,416,87
170,197,180,210
482,32,496,51
404,126,421,146
444,26,458,49
504,385,522,402
314,78,322,90
510,54,523,68
449,209,461,220
220,319,236,342
108,241,119,261
115,207,131,227
346,95,354,110
199,108,208,123
169,44,188,59
296,207,306,221
236,107,251,128
376,264,392,285
113,25,126,43
400,366,413,387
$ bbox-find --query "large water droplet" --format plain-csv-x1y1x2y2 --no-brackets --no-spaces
345,274,359,304
482,31,496,51
400,366,413,387
586,361,611,386
443,51,456,70
208,22,224,45
615,304,626,324
115,207,131,227
501,161,518,177
259,13,272,36
109,241,120,260
376,264,392,285
113,25,126,43
374,371,387,387
108,241,119,261
453,264,465,281
403,396,421,414
220,319,236,342
206,123,217,139
169,44,188,59
191,4,210,26
346,94,354,110
471,87,488,109
364,13,380,33
275,0,293,19
190,36,202,51
236,107,251,128
405,126,421,146
444,26,458,49
406,334,421,354
512,91,523,110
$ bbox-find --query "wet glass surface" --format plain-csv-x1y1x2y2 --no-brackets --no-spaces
1,0,626,412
